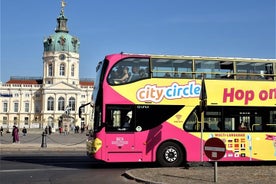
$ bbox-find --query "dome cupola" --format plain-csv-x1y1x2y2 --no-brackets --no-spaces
43,0,80,53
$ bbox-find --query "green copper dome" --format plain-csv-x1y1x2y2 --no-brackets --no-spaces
43,5,80,53
44,32,80,53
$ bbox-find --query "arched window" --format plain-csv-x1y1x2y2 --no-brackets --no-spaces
48,63,53,76
69,97,75,111
58,97,65,111
60,63,65,76
47,97,54,111
71,64,75,77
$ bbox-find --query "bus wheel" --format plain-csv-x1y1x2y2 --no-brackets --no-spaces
157,142,184,167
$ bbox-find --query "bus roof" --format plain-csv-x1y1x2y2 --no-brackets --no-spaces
110,52,276,63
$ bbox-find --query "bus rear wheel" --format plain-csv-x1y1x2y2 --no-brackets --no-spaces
157,141,184,167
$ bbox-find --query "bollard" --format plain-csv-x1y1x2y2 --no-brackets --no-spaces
41,131,47,148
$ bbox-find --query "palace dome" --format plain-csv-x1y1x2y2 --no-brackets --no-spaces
43,11,80,53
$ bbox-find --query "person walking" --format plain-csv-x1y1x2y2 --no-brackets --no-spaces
59,127,62,134
0,126,3,136
12,126,16,143
12,126,19,143
48,126,52,135
22,127,27,136
44,126,48,134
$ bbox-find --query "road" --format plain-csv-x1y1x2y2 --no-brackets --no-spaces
2,132,275,184
0,151,142,184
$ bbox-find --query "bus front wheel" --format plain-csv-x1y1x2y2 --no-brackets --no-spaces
157,141,184,167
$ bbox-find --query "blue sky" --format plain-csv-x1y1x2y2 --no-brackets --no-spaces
1,0,275,83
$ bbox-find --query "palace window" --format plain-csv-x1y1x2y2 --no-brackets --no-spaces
3,102,8,112
58,97,65,111
14,102,19,112
24,117,29,125
69,97,76,111
3,117,8,124
25,102,29,112
71,64,75,77
47,97,54,111
48,63,53,76
60,63,65,76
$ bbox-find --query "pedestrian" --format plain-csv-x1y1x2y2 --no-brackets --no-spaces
12,126,16,143
22,127,27,136
0,126,3,136
48,126,52,135
44,126,48,134
81,126,85,133
12,125,19,143
59,127,62,134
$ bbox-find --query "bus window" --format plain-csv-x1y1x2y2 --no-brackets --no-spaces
251,115,263,131
224,118,235,131
152,58,192,78
106,105,134,132
266,110,276,132
236,61,274,80
265,63,274,80
184,106,276,132
174,59,193,78
107,58,150,85
195,60,233,79
204,110,222,131
184,111,198,131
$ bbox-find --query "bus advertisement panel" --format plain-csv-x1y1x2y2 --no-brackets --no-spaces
84,53,276,167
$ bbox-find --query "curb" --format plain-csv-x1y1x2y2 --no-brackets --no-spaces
123,170,161,184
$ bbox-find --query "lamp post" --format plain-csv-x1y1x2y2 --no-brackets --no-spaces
41,131,47,148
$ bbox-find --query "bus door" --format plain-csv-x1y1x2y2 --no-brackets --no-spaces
105,106,142,162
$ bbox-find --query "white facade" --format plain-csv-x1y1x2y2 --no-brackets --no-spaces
0,80,93,131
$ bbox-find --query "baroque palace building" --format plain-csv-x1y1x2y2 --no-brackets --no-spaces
0,2,93,132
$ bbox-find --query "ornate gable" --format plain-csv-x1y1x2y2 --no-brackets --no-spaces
43,81,80,91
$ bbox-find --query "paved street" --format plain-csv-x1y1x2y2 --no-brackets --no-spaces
0,151,139,184
1,130,276,184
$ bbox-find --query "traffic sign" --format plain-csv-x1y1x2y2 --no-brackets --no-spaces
204,137,226,160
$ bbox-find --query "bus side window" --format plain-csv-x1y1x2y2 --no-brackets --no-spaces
266,124,276,132
105,107,134,132
191,123,210,131
252,124,262,131
204,123,211,131
183,111,198,131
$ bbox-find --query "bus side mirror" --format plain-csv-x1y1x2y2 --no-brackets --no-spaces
78,102,91,118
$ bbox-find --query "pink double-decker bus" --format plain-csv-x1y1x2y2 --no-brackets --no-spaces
80,53,276,167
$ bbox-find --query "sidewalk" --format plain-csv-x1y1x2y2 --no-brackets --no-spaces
0,130,86,152
124,165,276,184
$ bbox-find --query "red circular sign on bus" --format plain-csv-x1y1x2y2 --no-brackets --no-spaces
204,137,226,160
